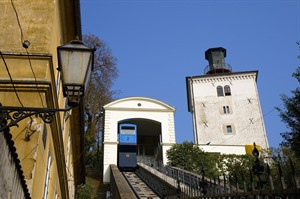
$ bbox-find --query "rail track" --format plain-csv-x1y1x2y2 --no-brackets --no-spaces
122,171,160,199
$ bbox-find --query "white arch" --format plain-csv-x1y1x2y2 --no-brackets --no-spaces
103,96,175,111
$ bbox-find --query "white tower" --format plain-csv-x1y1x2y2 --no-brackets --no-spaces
186,47,269,154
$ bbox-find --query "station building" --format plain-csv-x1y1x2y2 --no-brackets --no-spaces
102,96,176,183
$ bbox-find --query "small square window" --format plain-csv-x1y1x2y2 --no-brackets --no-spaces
226,125,233,133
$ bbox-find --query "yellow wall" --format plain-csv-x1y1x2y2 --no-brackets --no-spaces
0,0,82,198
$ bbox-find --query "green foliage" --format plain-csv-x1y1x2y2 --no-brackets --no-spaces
166,142,254,178
267,146,300,189
216,153,255,175
167,142,209,173
75,184,92,199
85,147,103,168
167,143,300,190
276,66,300,157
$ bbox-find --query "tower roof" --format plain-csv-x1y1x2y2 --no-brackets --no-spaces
205,47,227,60
204,47,231,74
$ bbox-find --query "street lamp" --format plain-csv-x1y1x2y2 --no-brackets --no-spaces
57,39,94,107
252,142,265,189
0,39,95,132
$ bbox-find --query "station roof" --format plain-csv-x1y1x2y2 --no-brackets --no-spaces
104,96,175,112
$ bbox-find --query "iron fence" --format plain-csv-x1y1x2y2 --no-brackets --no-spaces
138,152,300,199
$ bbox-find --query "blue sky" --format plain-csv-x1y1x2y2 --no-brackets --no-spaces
81,0,300,148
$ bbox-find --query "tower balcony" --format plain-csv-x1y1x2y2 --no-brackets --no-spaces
204,63,232,75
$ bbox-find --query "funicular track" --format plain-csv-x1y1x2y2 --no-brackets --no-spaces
122,171,160,199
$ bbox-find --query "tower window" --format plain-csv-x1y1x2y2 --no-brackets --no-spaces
217,86,224,97
223,106,230,114
226,125,233,133
224,85,231,96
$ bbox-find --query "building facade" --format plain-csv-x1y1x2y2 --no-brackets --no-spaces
0,0,85,198
186,47,269,154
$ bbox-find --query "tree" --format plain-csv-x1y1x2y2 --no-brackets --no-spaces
275,42,300,158
166,142,255,179
276,66,300,158
75,184,92,199
216,153,254,174
166,142,220,177
167,142,203,172
267,146,300,189
83,34,119,166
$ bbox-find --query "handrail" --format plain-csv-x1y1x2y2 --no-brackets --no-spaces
204,63,232,74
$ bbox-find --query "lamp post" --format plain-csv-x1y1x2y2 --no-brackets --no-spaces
252,142,265,189
176,178,181,198
199,169,208,195
0,39,94,132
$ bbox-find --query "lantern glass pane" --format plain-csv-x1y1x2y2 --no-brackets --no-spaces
59,50,92,85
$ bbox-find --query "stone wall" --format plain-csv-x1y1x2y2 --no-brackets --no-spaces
109,164,136,199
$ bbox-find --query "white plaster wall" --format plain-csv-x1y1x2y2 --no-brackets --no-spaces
162,144,174,164
103,144,118,183
199,145,246,155
188,72,269,154
102,97,176,183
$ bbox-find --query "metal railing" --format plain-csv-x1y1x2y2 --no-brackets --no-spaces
137,155,300,199
204,63,232,75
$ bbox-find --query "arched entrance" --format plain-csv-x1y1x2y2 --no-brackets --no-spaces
119,118,162,163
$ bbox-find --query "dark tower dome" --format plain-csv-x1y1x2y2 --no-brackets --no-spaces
204,47,232,74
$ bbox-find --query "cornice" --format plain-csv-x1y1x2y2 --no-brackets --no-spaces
103,96,175,112
105,107,175,113
189,71,257,84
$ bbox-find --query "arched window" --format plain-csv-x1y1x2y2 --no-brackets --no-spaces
224,85,231,96
223,106,230,114
217,86,224,97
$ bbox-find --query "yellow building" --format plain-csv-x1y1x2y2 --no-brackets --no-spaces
0,0,86,198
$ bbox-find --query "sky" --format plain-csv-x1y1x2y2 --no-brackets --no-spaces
80,0,300,148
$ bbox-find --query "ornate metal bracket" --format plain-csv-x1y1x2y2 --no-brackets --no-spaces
0,105,71,132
